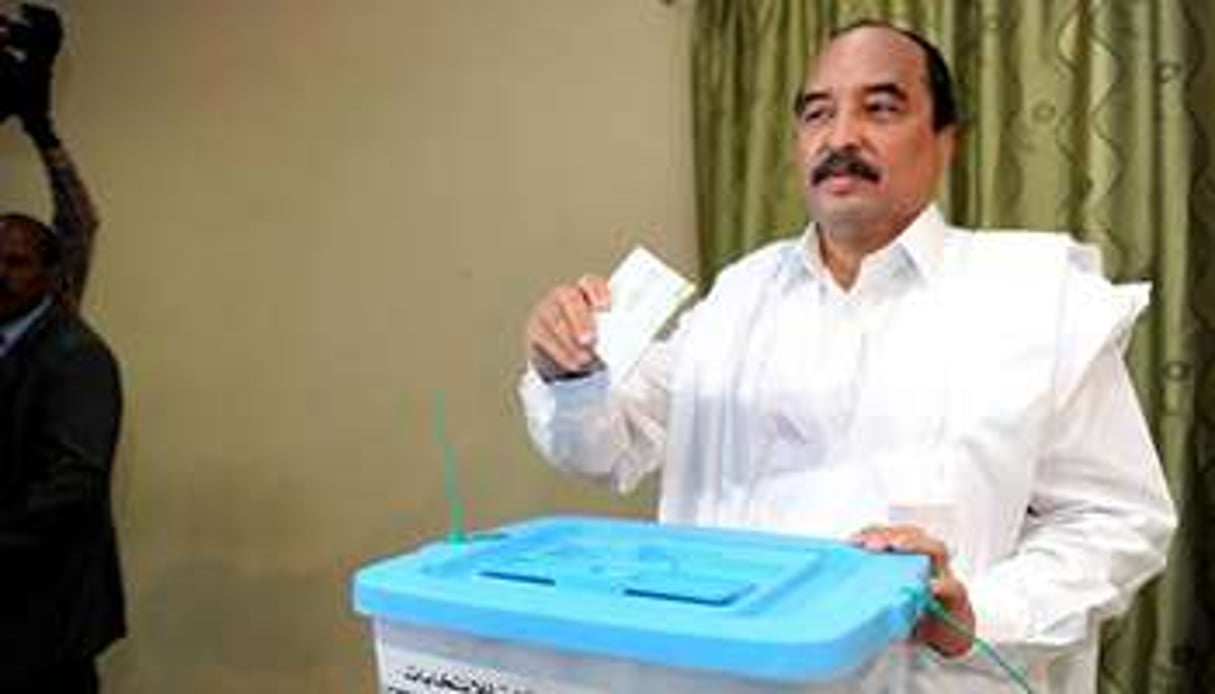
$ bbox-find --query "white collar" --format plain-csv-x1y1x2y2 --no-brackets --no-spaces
792,204,948,290
0,297,53,357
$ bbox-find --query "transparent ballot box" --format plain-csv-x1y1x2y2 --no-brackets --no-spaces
352,516,930,693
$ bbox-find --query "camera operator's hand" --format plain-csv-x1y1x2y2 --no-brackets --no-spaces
14,4,64,148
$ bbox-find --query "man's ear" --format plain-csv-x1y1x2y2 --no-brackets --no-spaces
936,125,958,167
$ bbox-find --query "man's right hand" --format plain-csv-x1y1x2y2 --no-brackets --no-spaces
524,275,611,381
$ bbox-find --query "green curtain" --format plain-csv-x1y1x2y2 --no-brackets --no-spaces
691,1,1215,691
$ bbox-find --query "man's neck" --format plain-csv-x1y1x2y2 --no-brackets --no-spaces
818,227,897,290
817,210,921,289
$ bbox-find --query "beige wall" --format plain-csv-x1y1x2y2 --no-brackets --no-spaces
0,1,695,691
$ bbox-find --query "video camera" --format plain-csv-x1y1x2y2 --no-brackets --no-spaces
0,4,63,122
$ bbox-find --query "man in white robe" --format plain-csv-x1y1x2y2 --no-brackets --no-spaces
518,21,1175,693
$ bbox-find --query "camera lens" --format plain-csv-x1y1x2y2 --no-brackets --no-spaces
0,50,19,122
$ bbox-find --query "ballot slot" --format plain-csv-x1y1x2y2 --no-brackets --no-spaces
468,533,807,609
476,562,758,607
421,522,830,613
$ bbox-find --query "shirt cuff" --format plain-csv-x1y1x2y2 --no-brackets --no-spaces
519,365,611,413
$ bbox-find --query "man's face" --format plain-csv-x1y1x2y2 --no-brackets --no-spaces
0,219,55,322
794,27,955,246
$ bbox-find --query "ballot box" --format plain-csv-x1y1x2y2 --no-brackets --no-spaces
352,516,929,693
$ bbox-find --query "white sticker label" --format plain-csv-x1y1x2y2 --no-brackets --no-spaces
378,644,600,694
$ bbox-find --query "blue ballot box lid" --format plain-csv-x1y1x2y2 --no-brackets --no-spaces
353,516,931,683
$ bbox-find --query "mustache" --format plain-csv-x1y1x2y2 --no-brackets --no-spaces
810,148,881,185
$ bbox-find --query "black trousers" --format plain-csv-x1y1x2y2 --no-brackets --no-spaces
3,659,99,694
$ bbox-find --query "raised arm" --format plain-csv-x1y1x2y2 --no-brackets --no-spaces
38,137,98,307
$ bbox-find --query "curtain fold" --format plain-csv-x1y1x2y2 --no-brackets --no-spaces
691,1,1215,690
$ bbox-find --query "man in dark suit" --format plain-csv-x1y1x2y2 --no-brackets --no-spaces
0,216,125,692
1,7,124,691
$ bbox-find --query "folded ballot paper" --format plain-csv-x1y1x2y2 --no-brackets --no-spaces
594,246,695,380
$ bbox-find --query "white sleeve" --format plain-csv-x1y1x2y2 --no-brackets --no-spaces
517,341,673,494
967,273,1177,654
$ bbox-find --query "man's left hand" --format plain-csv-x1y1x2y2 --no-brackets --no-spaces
851,524,975,658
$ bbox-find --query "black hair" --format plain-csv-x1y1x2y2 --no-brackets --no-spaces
799,19,959,132
0,212,62,269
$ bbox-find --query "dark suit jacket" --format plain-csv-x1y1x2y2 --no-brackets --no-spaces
0,302,125,678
